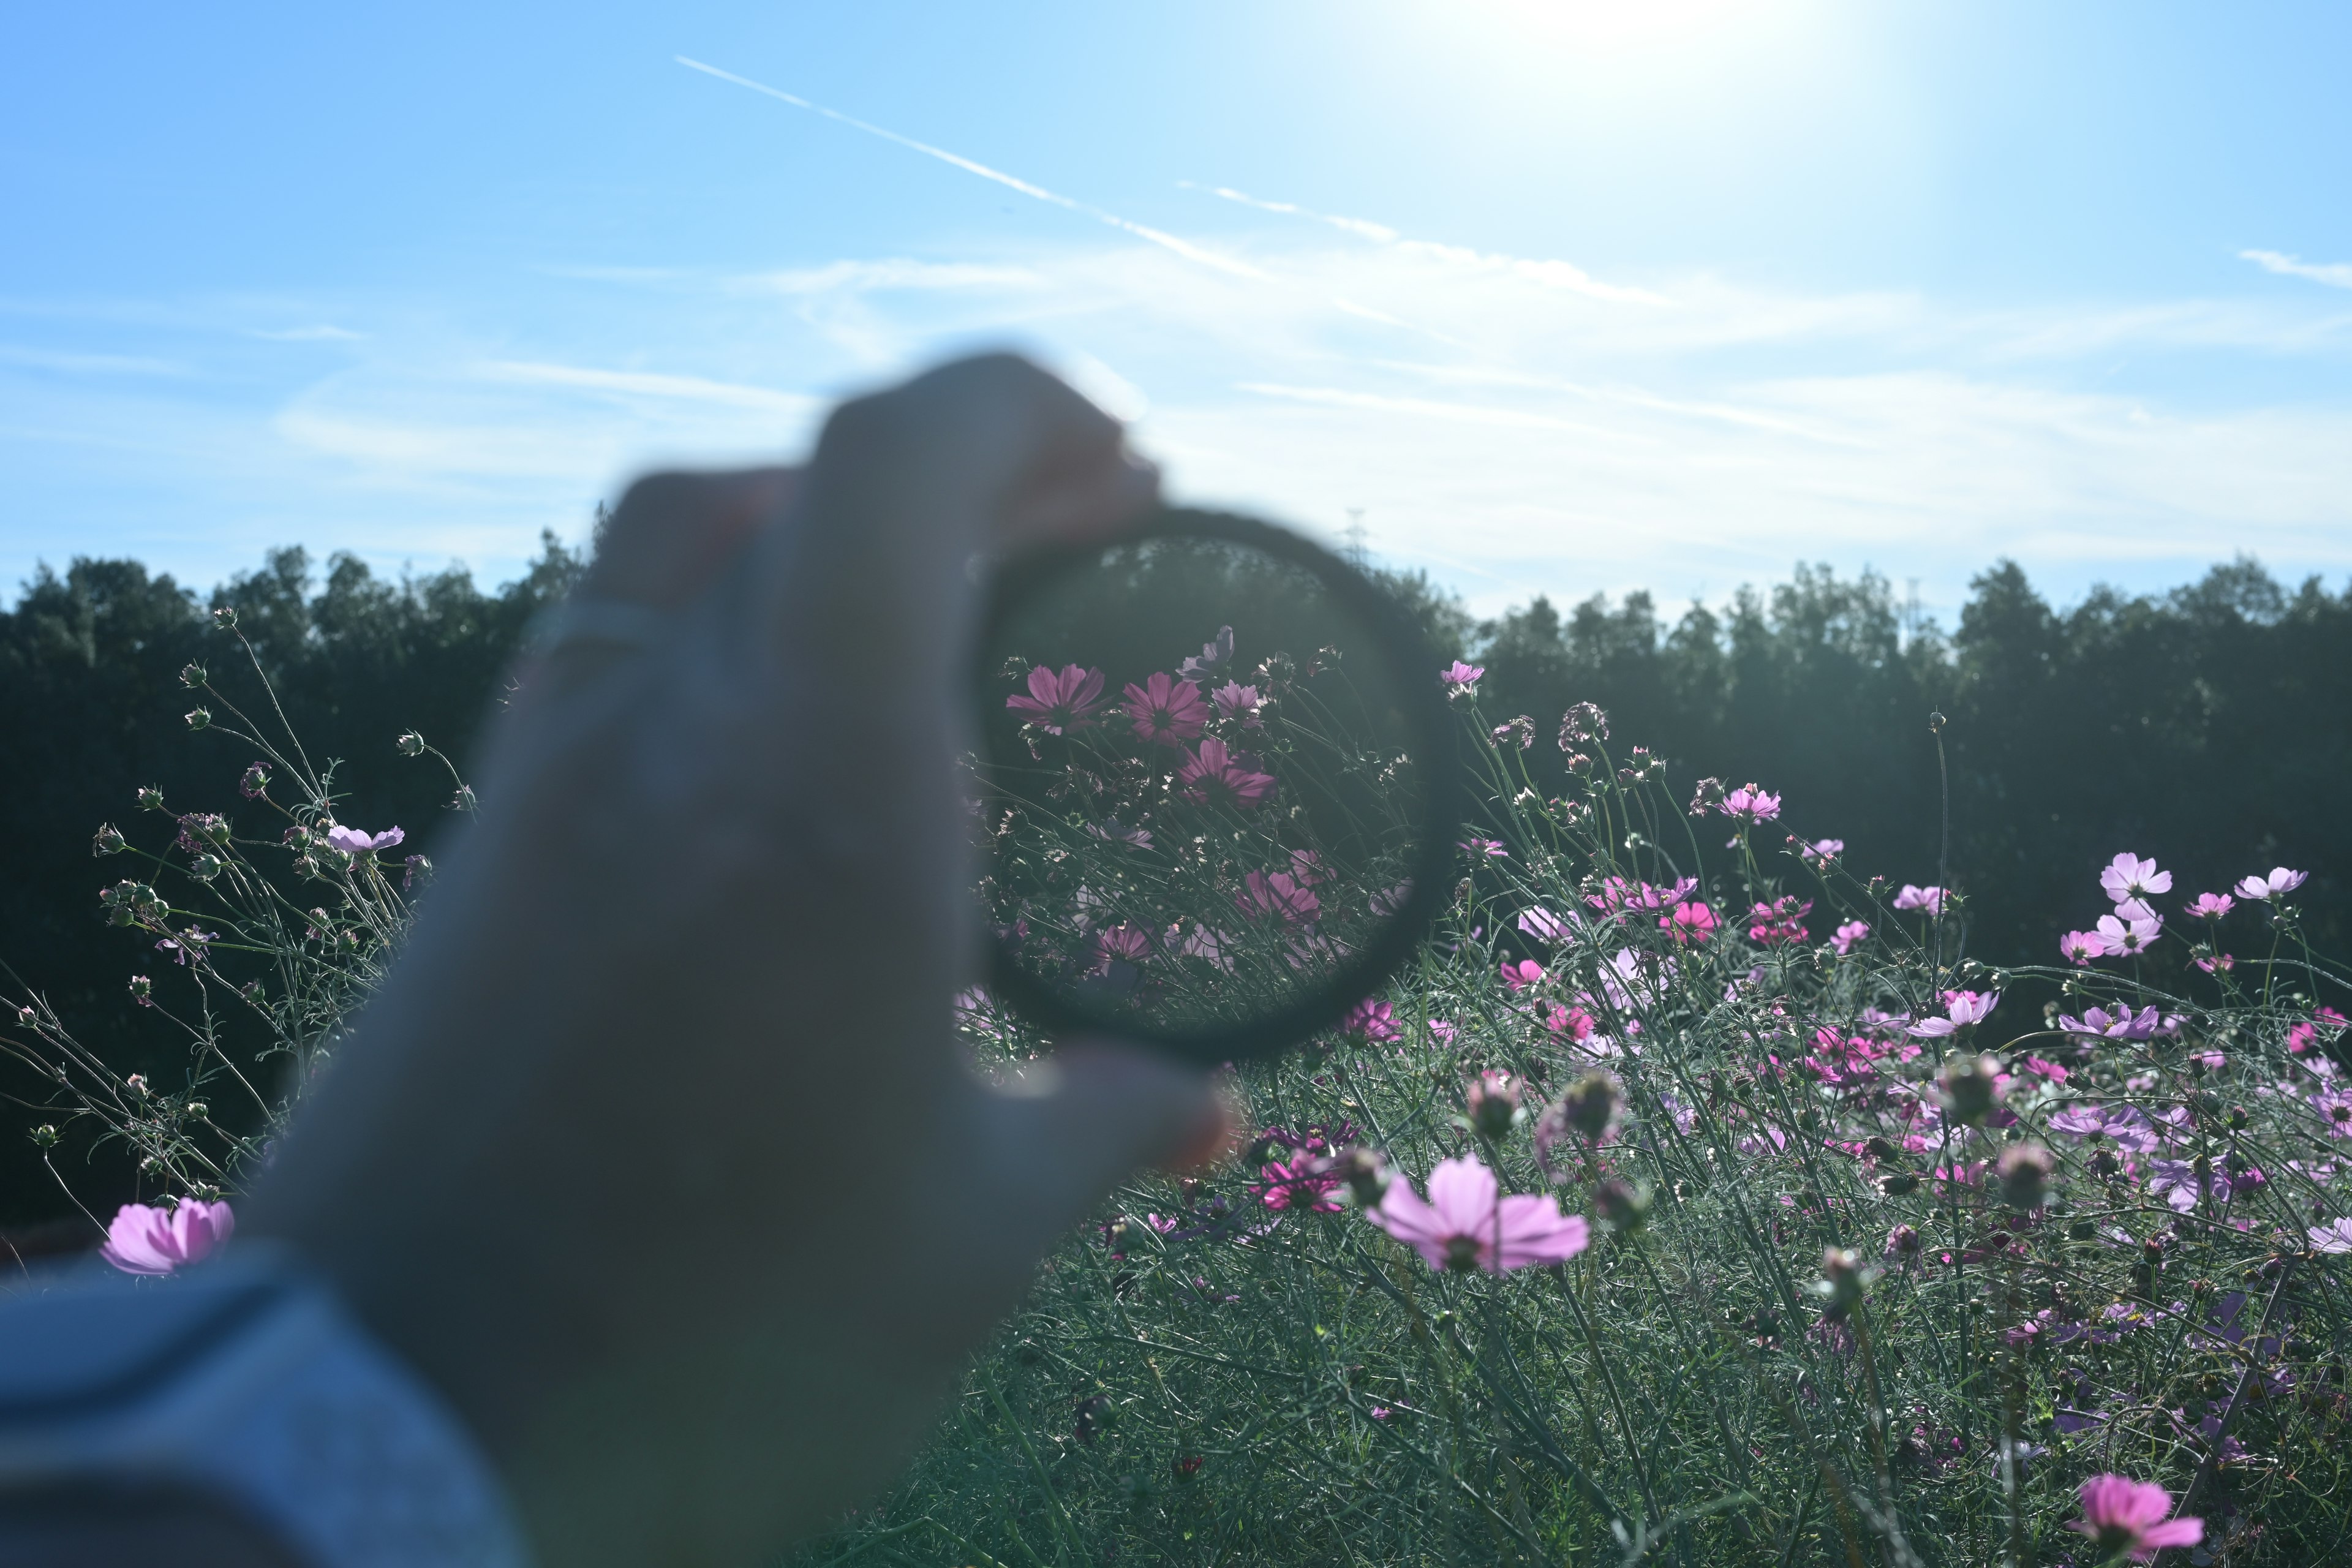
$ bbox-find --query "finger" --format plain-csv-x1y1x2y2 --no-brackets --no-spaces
976,1040,1227,1254
584,466,797,611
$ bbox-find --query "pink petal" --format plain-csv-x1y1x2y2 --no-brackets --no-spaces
1424,1157,1499,1234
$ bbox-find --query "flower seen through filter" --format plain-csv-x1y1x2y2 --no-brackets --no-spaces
1366,1155,1588,1273
1178,737,1275,809
2068,1475,2201,1562
1122,672,1210,745
1006,663,1106,733
2234,866,2309,900
100,1199,235,1276
1438,661,1484,691
1893,884,1946,914
1717,783,1782,823
2100,853,2172,904
1235,870,1319,925
324,824,405,854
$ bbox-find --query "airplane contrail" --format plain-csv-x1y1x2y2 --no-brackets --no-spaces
674,57,1265,281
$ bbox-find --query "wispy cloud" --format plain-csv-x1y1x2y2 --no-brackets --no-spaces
674,57,1265,281
0,344,191,376
1188,183,1671,307
249,324,366,342
2241,249,2352,290
477,360,817,415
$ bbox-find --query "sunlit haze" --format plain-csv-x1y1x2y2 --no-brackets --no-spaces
4,2,2346,619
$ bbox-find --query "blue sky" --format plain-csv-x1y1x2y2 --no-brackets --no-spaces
4,2,2348,620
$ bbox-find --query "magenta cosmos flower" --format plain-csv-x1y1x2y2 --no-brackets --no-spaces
2094,908,2162,956
1499,958,1544,992
2235,866,2309,901
1661,901,1718,946
1236,869,1319,925
1006,663,1106,733
324,824,404,854
1892,884,1946,913
1122,672,1210,745
2100,853,2171,904
1179,737,1276,809
101,1199,235,1275
1438,660,1484,690
1210,680,1264,726
1831,919,1869,955
1366,1155,1589,1273
2058,929,2101,965
1716,783,1782,823
2182,891,2233,919
2068,1475,2201,1562
1908,989,1998,1038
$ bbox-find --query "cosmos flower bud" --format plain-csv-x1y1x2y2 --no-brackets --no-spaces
127,975,153,1004
1687,777,1726,816
1881,1171,1921,1197
91,823,125,856
30,1124,58,1147
1886,1224,1921,1257
178,662,207,689
239,763,270,798
1592,1177,1652,1234
188,854,224,881
1325,1146,1390,1207
125,1073,148,1096
2067,1218,2098,1240
1814,1246,1880,1319
136,785,165,811
1997,1143,2056,1209
1466,1070,1523,1140
397,730,427,757
184,707,211,731
1555,1070,1623,1144
1864,1136,1902,1163
1936,1055,2003,1126
211,606,238,630
184,1101,208,1120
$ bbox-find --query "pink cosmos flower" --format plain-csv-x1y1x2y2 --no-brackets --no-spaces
1499,958,1544,993
1005,663,1106,733
1366,1155,1589,1273
1178,625,1235,680
2068,1476,2201,1562
1086,820,1153,851
2184,891,2234,919
1517,906,1574,943
2309,1218,2352,1254
1717,783,1782,823
2100,853,2171,904
2058,1005,2179,1042
1236,870,1320,925
100,1199,235,1276
1210,680,1264,726
1662,901,1719,945
1831,919,1869,956
1093,924,1153,970
1460,838,1508,859
1343,998,1399,1042
2234,867,2309,901
1746,895,1811,946
1892,884,1946,914
1438,660,1485,690
1544,1003,1596,1041
1800,838,1844,865
1908,989,1998,1038
1123,672,1210,745
2094,909,2163,956
324,824,405,854
1178,737,1276,808
2288,1007,2348,1055
1256,1151,1344,1212
2059,929,2101,965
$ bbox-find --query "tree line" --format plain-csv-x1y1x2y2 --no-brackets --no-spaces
3,537,2343,1225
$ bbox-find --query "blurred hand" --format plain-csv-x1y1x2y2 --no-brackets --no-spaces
246,355,1226,1567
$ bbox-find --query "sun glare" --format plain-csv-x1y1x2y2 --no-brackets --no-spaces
1480,0,1767,52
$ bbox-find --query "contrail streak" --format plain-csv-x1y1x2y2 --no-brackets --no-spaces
675,57,1264,280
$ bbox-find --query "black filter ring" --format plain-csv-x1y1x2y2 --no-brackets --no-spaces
974,506,1465,1065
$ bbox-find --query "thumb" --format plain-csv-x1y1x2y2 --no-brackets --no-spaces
978,1040,1233,1253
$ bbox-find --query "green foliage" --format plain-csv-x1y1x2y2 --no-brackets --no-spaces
0,537,581,1225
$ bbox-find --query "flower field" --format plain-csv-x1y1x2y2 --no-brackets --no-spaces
9,612,2351,1567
